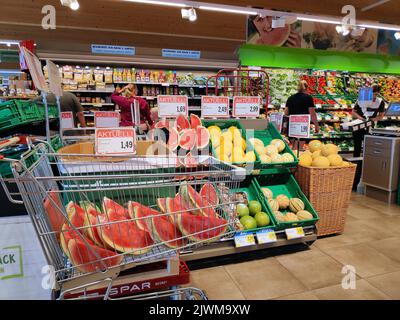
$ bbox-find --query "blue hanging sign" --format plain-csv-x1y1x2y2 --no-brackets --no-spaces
162,49,201,59
91,44,135,56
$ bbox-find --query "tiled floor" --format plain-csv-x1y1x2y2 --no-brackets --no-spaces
187,193,400,300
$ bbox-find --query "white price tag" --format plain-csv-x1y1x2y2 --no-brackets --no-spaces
95,128,136,155
288,115,311,138
201,96,229,118
233,96,261,118
285,227,305,240
158,95,188,118
269,112,284,132
256,229,277,244
234,232,256,248
94,111,119,128
60,112,75,129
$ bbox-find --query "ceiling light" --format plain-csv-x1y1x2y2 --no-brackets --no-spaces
6,43,11,47
181,7,197,21
297,16,341,25
358,23,400,31
69,0,79,10
336,26,343,34
199,6,258,15
395,32,400,40
124,0,186,7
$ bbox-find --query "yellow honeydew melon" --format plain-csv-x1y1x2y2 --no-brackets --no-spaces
299,154,313,167
259,154,272,163
312,150,322,159
249,138,264,148
309,140,323,153
245,151,256,163
327,154,343,167
312,156,330,168
221,131,233,142
271,139,286,153
282,153,295,163
271,154,282,163
321,143,339,157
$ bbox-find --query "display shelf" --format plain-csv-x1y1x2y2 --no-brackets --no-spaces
81,103,114,106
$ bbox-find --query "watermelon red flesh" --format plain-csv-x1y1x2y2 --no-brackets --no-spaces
179,152,198,168
97,211,154,254
199,183,219,206
167,128,180,151
176,114,190,132
44,191,66,240
131,203,161,232
102,197,129,219
157,198,167,213
180,183,218,218
66,202,86,227
256,24,290,46
196,126,210,149
165,194,194,223
155,120,168,129
60,223,95,260
68,238,123,274
176,213,227,243
179,129,196,151
190,114,202,130
149,215,187,249
83,214,106,247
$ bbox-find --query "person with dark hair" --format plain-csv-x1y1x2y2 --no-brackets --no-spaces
352,84,386,157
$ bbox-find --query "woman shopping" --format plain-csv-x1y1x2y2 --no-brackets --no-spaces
111,84,153,131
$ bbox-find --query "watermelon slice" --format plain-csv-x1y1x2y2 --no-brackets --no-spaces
79,201,101,214
60,223,95,261
167,128,180,151
102,197,129,219
190,114,202,130
66,202,86,226
179,129,196,151
180,183,218,218
154,120,169,129
97,210,154,255
128,202,160,232
68,238,123,274
176,213,227,243
165,194,193,223
157,198,167,213
83,211,107,247
255,24,291,46
179,152,198,168
196,126,210,149
199,183,219,206
175,114,190,132
148,215,187,249
43,191,66,240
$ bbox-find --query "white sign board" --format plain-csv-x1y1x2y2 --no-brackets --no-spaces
46,60,63,98
94,111,119,128
20,47,48,92
201,96,229,118
95,128,136,155
269,112,284,132
288,115,311,138
60,112,75,130
233,96,261,118
157,95,188,118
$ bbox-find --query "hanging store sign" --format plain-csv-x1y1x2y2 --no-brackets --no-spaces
269,112,284,132
162,49,201,59
91,44,135,56
95,128,136,155
288,115,311,138
60,112,75,130
201,96,230,118
232,96,261,118
94,111,120,128
158,95,188,118
46,60,63,98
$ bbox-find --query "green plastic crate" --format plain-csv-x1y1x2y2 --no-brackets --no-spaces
248,123,298,170
253,171,319,230
14,100,41,121
202,119,259,168
37,103,59,119
230,176,277,232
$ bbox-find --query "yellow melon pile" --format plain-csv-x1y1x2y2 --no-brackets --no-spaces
208,125,255,163
299,140,351,168
249,138,294,164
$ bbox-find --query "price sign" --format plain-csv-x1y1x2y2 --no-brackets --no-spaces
95,128,136,155
269,112,284,132
158,95,188,118
201,96,229,118
60,112,74,129
234,231,256,248
285,227,305,240
233,96,261,118
94,111,119,128
256,229,277,244
288,115,311,138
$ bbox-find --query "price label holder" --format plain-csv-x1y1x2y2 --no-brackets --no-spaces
269,112,284,133
95,128,136,155
285,227,305,240
158,95,188,118
256,229,277,244
94,111,119,128
288,115,311,139
234,231,256,248
233,96,261,118
60,112,75,129
201,96,229,118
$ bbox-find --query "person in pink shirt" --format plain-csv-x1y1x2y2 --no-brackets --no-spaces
111,84,153,131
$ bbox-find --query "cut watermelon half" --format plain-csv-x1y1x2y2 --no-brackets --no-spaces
175,114,190,132
128,202,160,232
176,213,227,243
190,114,202,130
148,215,187,249
199,183,219,206
43,191,66,241
196,126,210,149
167,128,180,151
179,129,196,151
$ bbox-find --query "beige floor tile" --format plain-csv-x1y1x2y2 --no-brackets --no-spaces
224,258,306,300
276,249,346,290
366,271,400,299
347,204,389,220
187,266,245,300
312,279,391,300
274,291,319,300
322,243,400,278
369,237,400,263
356,217,400,236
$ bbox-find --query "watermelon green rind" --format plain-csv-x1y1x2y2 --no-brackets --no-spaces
131,203,160,232
179,183,218,218
157,198,167,213
102,197,129,219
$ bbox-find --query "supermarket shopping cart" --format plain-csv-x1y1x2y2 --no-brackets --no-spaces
0,143,245,299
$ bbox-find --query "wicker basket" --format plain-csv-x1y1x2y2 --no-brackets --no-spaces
295,164,357,236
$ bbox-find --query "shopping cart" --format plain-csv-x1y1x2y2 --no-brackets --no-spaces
0,142,245,299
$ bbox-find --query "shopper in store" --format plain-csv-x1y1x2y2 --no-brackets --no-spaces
111,84,153,131
285,80,320,149
34,91,86,128
352,84,386,157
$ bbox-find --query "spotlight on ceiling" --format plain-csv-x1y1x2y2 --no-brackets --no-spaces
395,32,400,40
60,0,80,10
271,17,286,28
181,7,197,22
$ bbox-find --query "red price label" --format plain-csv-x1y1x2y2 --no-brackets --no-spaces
233,96,261,118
